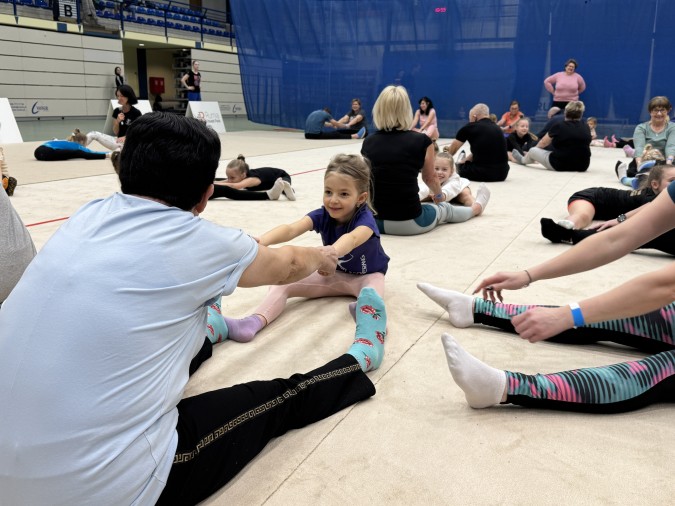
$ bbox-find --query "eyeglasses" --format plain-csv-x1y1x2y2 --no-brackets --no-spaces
651,107,668,113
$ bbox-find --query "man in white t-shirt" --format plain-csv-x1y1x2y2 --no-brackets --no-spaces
0,114,387,505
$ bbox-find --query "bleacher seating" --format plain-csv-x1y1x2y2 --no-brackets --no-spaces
5,0,233,43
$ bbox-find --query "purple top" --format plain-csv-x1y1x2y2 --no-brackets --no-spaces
307,205,389,275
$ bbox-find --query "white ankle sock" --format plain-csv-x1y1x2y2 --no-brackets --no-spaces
266,178,284,200
556,219,575,230
416,283,474,327
441,333,505,409
616,162,628,180
475,183,490,212
282,181,296,201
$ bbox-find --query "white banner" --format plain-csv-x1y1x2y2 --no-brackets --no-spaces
218,102,246,116
102,100,153,135
9,99,88,118
0,98,23,144
186,101,226,134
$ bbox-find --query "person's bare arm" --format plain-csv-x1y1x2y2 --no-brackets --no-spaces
181,73,193,90
238,243,337,287
420,144,442,199
512,262,675,343
535,133,553,149
258,216,313,246
218,177,262,190
331,225,373,257
410,110,421,130
445,139,464,156
474,186,675,298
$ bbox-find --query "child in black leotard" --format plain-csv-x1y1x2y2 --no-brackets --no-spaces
210,154,296,201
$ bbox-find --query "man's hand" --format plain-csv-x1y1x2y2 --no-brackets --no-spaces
317,245,338,276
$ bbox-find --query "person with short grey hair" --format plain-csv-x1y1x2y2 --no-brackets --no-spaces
445,103,510,182
512,101,591,172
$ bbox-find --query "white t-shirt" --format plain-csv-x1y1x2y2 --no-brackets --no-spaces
0,193,258,505
418,173,471,201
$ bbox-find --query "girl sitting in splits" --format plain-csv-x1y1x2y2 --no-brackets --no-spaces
211,154,295,201
418,152,485,209
34,129,110,161
220,154,389,355
540,163,675,255
416,178,675,413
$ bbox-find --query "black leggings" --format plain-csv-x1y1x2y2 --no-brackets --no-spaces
34,145,106,161
458,161,509,182
157,351,374,505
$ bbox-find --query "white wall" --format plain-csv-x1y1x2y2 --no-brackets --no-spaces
0,25,123,118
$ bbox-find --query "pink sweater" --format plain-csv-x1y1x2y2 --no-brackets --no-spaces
544,72,586,102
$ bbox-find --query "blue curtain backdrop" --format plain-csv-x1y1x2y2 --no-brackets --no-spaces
230,0,670,136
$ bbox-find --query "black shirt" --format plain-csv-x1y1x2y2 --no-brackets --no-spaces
112,106,142,137
548,120,592,171
246,168,291,190
361,130,432,221
455,118,509,169
507,132,537,154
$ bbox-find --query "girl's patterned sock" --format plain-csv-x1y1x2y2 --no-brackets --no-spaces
347,287,387,372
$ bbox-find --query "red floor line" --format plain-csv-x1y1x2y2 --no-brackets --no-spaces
26,217,69,227
25,167,326,228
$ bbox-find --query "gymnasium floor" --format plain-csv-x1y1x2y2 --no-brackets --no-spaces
4,131,673,505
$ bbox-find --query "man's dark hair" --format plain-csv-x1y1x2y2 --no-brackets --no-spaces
119,113,221,211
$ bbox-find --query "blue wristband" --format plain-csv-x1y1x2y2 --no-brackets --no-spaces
569,302,585,328
435,193,444,200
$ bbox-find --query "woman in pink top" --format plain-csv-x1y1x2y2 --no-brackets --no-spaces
544,58,586,110
411,96,439,141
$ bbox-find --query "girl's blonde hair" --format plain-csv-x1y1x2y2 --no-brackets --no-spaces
514,117,538,141
638,162,675,191
642,144,665,162
372,85,413,131
325,154,375,213
227,154,249,175
67,128,87,145
435,152,455,176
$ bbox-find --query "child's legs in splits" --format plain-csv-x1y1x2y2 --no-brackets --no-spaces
224,271,385,342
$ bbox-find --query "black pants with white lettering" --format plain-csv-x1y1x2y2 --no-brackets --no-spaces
156,351,374,505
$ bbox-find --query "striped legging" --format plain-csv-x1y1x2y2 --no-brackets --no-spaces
473,298,675,413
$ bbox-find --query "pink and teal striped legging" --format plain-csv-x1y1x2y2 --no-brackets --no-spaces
473,298,675,413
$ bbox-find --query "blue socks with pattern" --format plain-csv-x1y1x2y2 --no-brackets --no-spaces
347,287,387,372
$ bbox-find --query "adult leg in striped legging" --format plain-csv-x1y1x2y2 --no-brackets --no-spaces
417,283,675,353
441,333,675,413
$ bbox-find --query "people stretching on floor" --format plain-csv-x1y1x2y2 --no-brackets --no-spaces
506,117,538,163
304,108,366,140
221,154,389,346
210,155,295,201
511,101,591,172
0,114,388,505
444,103,510,182
417,178,675,413
411,96,439,141
361,86,490,235
540,163,675,256
418,152,482,209
34,129,110,161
